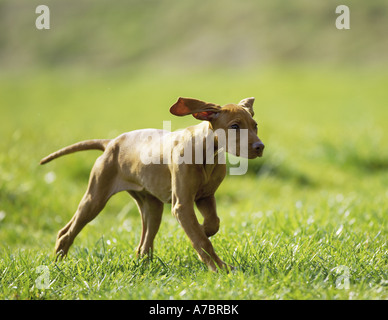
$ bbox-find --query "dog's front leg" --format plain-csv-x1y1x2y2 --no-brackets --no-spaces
196,195,220,237
172,199,226,272
171,168,227,272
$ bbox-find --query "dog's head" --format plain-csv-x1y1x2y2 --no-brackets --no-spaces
170,97,264,159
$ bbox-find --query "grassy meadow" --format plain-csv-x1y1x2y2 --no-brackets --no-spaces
0,66,387,299
1,0,388,301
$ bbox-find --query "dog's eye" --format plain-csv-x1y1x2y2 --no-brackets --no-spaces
254,123,258,131
230,124,240,130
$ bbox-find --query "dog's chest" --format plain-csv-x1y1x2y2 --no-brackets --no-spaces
195,164,226,200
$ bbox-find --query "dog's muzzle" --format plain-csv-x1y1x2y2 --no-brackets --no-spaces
252,141,265,157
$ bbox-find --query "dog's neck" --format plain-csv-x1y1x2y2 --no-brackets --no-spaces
188,121,225,166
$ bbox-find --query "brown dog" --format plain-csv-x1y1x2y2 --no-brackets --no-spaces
40,97,264,271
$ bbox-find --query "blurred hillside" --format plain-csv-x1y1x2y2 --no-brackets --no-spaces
0,0,387,73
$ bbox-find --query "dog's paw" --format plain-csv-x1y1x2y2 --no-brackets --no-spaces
213,261,235,273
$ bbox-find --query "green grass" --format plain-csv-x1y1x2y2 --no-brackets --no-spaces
0,66,387,299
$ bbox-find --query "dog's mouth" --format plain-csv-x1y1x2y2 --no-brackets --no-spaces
248,152,261,159
237,150,264,159
227,145,264,159
247,148,264,159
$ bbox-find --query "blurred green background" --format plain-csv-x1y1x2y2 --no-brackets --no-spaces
0,0,387,299
1,0,387,148
1,0,388,71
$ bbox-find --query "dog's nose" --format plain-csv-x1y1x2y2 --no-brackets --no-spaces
252,141,265,153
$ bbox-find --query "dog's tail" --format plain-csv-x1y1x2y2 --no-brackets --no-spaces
40,139,111,165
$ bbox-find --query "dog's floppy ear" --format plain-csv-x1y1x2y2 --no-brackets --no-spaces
170,97,221,121
238,97,255,117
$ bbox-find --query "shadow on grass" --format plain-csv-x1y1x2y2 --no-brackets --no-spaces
319,141,388,173
237,158,316,187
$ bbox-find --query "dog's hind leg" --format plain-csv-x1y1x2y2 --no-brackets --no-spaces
54,155,117,258
129,191,164,257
